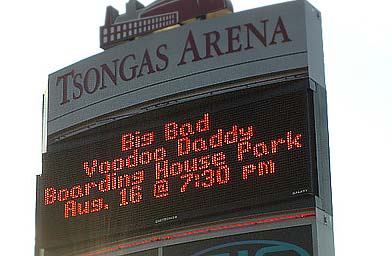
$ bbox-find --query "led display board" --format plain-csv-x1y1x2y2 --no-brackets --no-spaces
164,225,313,256
37,79,317,250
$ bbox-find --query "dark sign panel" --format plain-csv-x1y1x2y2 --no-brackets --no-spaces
123,249,158,256
164,225,313,256
37,80,316,249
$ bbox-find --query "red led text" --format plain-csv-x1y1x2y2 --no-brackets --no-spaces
177,125,254,156
43,112,304,220
165,113,210,141
122,131,154,151
237,131,302,161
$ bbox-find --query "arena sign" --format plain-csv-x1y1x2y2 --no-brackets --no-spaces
37,1,335,256
47,0,320,137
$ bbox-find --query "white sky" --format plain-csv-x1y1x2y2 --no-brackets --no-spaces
0,0,391,255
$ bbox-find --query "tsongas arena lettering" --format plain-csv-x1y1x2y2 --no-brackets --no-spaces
55,16,291,106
